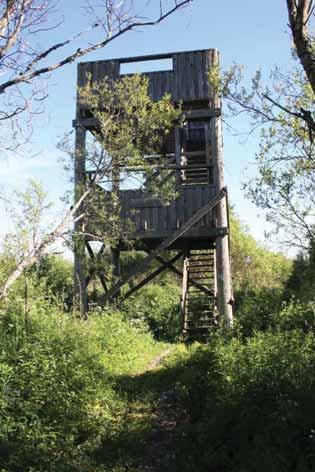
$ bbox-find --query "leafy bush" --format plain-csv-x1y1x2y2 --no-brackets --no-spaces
276,298,315,333
122,282,181,341
0,301,160,471
29,255,74,308
230,213,292,294
173,331,315,471
234,287,283,337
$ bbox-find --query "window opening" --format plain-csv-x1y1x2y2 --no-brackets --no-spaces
120,58,173,75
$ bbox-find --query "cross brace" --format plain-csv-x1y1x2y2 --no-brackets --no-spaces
104,188,226,302
85,241,108,293
154,255,213,296
121,252,183,301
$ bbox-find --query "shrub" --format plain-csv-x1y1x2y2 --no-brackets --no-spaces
173,331,315,471
122,282,181,341
0,302,160,471
276,298,315,333
234,287,283,337
29,255,73,309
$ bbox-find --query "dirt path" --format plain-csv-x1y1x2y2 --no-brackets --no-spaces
138,348,183,471
145,348,172,370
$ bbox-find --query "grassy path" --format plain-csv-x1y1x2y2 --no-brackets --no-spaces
95,343,191,471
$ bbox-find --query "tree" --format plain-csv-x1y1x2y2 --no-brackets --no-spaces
207,1,315,252
286,0,315,95
0,0,191,151
0,74,180,301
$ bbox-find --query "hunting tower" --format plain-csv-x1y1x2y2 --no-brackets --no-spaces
73,49,233,338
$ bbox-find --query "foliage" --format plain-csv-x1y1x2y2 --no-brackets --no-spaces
276,298,315,333
172,330,315,471
79,74,180,170
230,212,292,294
229,212,292,335
29,255,74,308
210,60,315,250
0,301,161,472
233,288,282,337
0,253,73,313
2,180,52,264
122,282,181,342
285,236,315,301
78,73,181,244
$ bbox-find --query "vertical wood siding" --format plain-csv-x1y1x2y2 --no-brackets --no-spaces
77,49,214,103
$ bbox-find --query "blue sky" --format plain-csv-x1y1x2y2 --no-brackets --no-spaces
0,0,293,249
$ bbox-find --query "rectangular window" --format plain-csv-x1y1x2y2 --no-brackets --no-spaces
120,58,173,75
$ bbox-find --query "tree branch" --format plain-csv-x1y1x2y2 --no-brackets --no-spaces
0,0,192,95
286,0,315,95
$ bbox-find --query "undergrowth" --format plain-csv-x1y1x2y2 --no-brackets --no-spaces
0,300,164,472
1,271,315,471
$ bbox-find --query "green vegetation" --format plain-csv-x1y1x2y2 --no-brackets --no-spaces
0,298,163,472
1,212,315,470
122,282,181,342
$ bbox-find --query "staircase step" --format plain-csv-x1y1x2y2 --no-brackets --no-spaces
188,267,214,272
186,325,214,333
183,249,216,341
189,259,214,264
190,258,214,261
185,300,214,306
187,310,214,319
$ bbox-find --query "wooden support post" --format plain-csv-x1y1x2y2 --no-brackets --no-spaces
175,126,183,186
212,49,233,327
181,251,189,332
111,247,121,298
74,125,88,315
111,248,121,277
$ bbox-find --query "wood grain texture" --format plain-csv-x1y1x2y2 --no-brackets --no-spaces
77,49,215,104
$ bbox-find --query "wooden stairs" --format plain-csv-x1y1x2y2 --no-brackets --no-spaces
182,249,217,341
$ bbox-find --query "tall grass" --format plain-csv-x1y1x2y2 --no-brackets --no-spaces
0,301,162,472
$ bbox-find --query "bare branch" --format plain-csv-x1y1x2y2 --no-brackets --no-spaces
0,0,192,95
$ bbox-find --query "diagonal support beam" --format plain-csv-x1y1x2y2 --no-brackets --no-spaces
121,252,183,302
154,255,213,296
85,241,108,292
104,188,226,302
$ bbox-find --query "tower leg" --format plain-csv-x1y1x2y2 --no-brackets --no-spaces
181,251,189,333
211,51,233,327
74,125,88,315
111,247,121,298
215,200,233,327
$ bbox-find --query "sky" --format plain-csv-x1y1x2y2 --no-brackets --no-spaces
0,0,293,251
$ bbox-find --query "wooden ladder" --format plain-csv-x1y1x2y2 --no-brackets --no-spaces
182,249,217,341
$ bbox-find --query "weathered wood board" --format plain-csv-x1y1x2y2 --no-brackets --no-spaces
114,185,217,237
77,49,216,106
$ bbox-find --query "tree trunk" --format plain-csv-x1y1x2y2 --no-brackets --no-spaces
286,0,315,96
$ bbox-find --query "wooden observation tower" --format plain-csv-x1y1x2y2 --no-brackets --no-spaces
73,48,233,337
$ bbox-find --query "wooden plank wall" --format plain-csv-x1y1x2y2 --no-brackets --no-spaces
77,49,215,104
119,186,217,235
